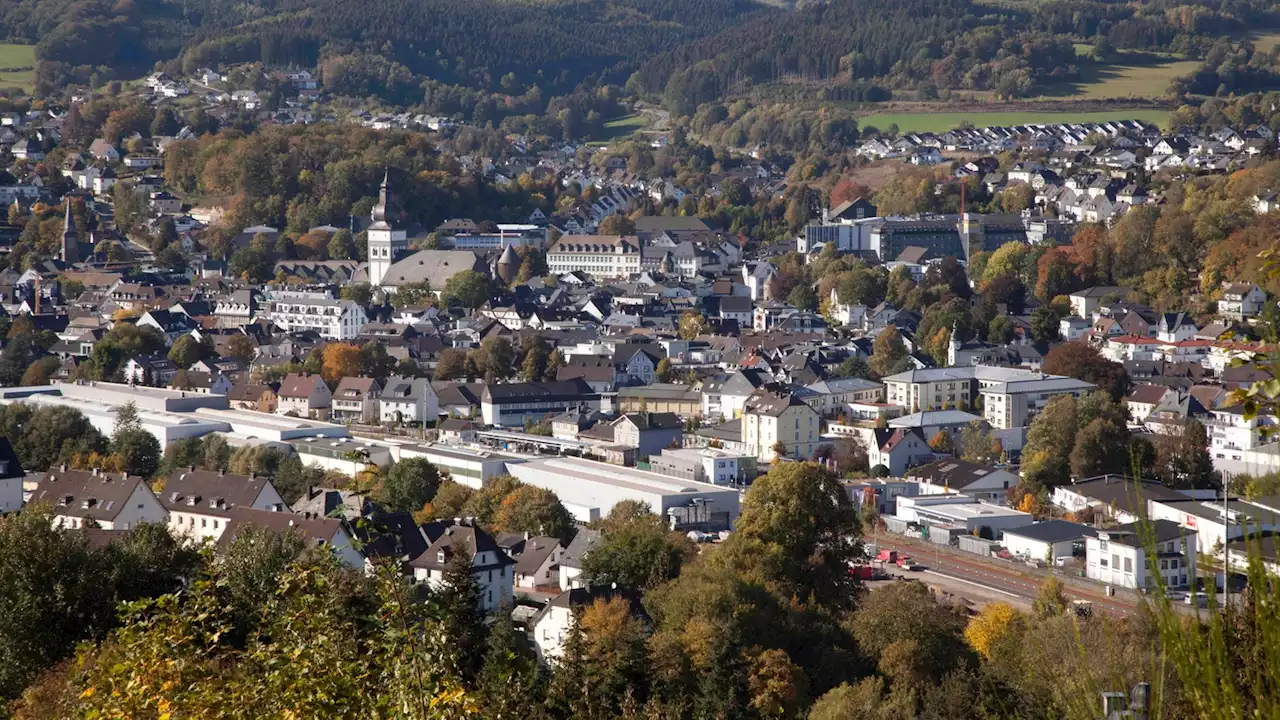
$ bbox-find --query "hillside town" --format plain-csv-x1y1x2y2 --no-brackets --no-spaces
4,96,1280,718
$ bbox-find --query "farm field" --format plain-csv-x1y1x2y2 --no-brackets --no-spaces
595,114,649,142
856,108,1170,134
0,44,35,90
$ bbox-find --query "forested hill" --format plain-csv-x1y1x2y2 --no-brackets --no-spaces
632,0,1280,111
0,0,773,98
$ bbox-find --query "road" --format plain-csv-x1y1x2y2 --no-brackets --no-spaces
867,535,1143,617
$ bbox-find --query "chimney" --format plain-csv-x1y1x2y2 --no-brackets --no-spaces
59,463,67,472
219,468,225,477
91,467,99,476
1100,692,1126,718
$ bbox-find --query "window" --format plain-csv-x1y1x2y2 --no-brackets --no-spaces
1112,554,1119,569
1124,557,1132,573
201,518,207,528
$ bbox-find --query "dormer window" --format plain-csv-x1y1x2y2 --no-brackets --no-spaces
437,550,447,563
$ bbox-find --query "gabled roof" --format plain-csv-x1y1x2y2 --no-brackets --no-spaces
31,468,150,521
216,506,348,551
905,458,1009,489
409,520,513,571
161,469,278,518
278,373,326,398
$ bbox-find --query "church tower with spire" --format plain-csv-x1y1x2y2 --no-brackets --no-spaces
60,202,80,265
367,169,407,287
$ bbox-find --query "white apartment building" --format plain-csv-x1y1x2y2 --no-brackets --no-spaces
266,294,367,341
161,469,287,543
741,389,821,462
547,235,642,278
1086,519,1196,590
979,374,1096,429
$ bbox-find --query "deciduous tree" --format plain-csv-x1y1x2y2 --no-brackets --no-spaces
321,343,362,384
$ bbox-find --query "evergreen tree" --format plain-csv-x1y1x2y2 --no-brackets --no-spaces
436,547,487,683
477,616,545,719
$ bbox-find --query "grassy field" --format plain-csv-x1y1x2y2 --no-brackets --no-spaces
857,108,1170,134
1253,31,1280,52
596,114,649,142
0,44,35,90
1073,55,1199,100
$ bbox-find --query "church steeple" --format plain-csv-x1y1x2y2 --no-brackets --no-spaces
60,201,80,265
366,168,407,288
371,168,393,227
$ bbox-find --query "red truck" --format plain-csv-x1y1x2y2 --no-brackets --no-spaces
875,549,898,564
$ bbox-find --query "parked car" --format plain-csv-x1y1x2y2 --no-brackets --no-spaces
897,557,920,571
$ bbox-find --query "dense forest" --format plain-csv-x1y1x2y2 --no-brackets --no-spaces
4,0,1280,113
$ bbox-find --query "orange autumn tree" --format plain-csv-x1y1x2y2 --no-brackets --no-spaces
321,343,361,385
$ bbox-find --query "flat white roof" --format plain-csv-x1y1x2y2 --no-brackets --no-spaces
911,500,1030,522
0,391,229,430
191,407,347,433
511,457,736,497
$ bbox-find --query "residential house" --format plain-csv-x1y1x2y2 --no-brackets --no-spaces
533,587,643,664
502,534,564,590
1127,384,1177,424
1069,286,1135,318
124,354,179,386
741,388,821,462
227,382,278,413
277,373,332,419
409,519,515,612
379,376,439,425
89,138,120,162
905,459,1018,504
162,469,287,542
332,377,382,424
1085,519,1195,590
1219,283,1267,321
0,438,22,513
217,507,364,569
557,528,600,590
611,412,683,459
613,343,663,385
32,467,167,530
1051,475,1189,524
866,428,934,476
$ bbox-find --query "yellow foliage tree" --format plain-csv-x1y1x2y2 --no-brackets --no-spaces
321,343,362,385
964,601,1020,660
1016,492,1043,516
